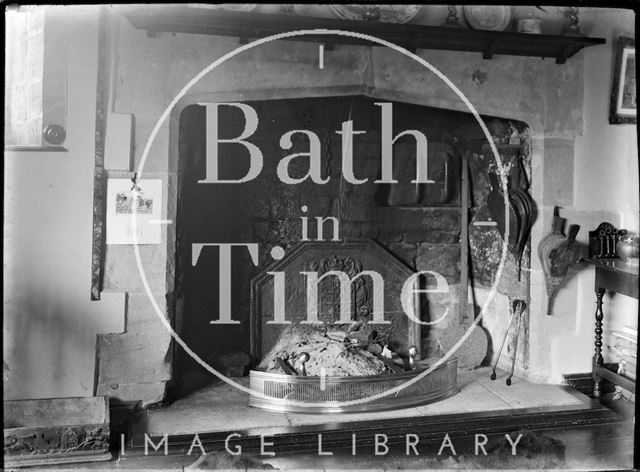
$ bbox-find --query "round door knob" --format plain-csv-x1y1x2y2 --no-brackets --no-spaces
43,124,66,145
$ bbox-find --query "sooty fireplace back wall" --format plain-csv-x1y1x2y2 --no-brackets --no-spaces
174,95,529,392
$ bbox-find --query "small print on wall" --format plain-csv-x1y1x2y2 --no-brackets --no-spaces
609,36,636,124
106,178,163,244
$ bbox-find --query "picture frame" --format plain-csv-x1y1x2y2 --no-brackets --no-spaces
609,36,636,124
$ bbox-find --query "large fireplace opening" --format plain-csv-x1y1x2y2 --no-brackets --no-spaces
168,95,532,401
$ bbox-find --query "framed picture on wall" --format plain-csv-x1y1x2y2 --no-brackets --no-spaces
609,36,636,124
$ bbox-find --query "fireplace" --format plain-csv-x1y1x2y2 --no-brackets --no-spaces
96,25,586,404
168,94,532,400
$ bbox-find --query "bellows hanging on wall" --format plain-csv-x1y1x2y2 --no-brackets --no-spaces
538,206,583,316
486,158,535,280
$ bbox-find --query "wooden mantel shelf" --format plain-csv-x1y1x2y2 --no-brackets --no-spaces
123,7,605,64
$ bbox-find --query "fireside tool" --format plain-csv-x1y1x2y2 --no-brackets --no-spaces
487,167,534,281
276,357,296,375
295,352,310,376
408,346,418,370
490,299,526,385
538,206,583,316
441,153,488,369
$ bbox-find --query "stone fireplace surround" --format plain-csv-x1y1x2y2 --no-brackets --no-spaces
96,16,583,405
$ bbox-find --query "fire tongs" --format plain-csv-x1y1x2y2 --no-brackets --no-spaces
490,299,526,386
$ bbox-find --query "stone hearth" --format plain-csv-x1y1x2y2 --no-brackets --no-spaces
145,368,587,437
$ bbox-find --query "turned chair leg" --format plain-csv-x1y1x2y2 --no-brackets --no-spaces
593,288,605,398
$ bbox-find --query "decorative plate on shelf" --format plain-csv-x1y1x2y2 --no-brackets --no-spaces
463,6,512,31
329,5,421,24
